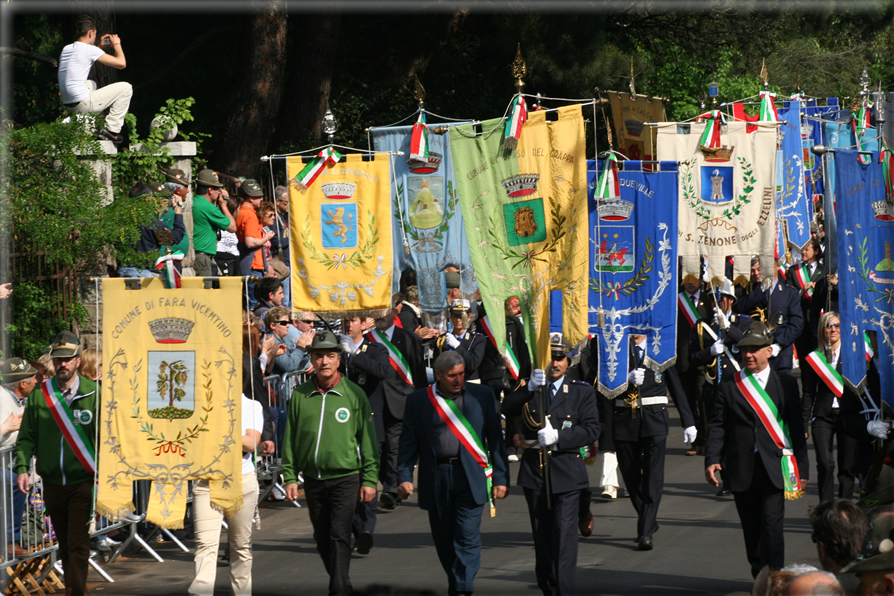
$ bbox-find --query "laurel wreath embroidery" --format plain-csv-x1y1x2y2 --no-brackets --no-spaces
681,158,753,222
302,212,379,270
589,236,654,298
394,180,456,249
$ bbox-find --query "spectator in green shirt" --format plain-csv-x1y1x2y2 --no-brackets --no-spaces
191,169,235,278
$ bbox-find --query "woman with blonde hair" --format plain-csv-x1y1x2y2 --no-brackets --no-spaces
801,311,858,503
78,347,102,382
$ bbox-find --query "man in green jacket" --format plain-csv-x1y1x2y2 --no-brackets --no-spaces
16,331,99,596
283,330,378,596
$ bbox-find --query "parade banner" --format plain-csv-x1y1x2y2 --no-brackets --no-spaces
371,122,476,313
657,121,777,281
776,101,813,255
588,160,679,398
98,277,244,528
451,105,588,367
873,92,894,149
834,149,894,404
287,153,393,313
607,92,667,161
802,99,841,202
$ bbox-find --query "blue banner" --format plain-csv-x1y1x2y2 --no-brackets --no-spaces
776,101,813,255
802,98,841,200
371,122,476,313
834,149,894,405
588,159,679,398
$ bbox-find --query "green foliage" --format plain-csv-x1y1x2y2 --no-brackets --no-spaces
4,282,87,361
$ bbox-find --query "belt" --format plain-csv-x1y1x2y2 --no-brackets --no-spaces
437,456,462,465
64,101,80,108
195,251,215,256
615,395,668,408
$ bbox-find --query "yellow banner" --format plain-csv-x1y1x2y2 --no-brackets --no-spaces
287,153,393,313
607,92,667,161
97,277,244,529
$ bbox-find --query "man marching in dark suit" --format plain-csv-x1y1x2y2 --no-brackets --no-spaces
676,274,710,455
368,295,428,510
705,321,809,578
736,270,803,375
397,351,509,596
502,338,600,596
340,315,395,554
611,334,696,550
433,300,486,381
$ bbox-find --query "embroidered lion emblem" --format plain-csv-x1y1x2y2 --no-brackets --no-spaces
325,207,354,244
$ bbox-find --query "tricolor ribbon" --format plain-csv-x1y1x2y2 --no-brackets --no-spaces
604,281,623,301
865,331,875,362
854,99,874,165
678,292,702,328
331,253,348,270
294,147,343,190
503,95,528,151
366,329,414,386
596,152,620,199
804,349,844,397
793,264,814,303
696,110,726,149
410,111,430,163
478,316,521,381
759,90,780,122
155,252,184,289
40,379,96,476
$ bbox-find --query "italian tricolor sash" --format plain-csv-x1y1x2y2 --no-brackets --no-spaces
366,329,413,386
478,316,520,380
865,332,875,362
155,252,184,289
734,370,804,499
294,147,343,190
40,379,96,476
804,349,844,398
793,265,814,303
678,293,701,328
426,385,496,517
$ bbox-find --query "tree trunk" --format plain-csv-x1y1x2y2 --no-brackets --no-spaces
214,0,288,182
68,1,118,87
270,14,341,155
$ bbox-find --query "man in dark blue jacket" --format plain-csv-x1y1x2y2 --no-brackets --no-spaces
736,271,803,374
397,352,509,596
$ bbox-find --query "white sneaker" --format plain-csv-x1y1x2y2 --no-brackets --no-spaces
508,454,519,462
601,486,618,499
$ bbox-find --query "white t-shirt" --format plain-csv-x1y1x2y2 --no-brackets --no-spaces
58,42,105,104
217,230,239,257
241,395,264,475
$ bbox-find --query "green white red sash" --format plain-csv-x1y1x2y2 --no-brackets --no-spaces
503,95,527,150
155,253,184,289
759,90,780,122
426,385,495,516
734,370,804,499
696,110,725,149
40,378,96,475
410,112,430,162
865,331,875,362
793,264,814,303
294,147,342,190
366,329,413,385
678,293,701,328
478,316,520,380
596,152,620,199
804,349,844,398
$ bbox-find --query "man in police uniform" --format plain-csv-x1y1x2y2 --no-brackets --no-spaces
502,338,599,596
434,299,486,381
736,266,803,375
341,315,394,555
614,333,697,550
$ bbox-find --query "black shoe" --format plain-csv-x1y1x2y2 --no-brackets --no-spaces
380,492,399,510
716,488,732,497
638,537,653,551
356,531,373,555
97,128,122,144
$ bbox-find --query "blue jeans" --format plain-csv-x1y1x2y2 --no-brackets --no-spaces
117,267,159,278
5,468,27,542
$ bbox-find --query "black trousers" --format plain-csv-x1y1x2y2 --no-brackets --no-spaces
429,462,484,595
304,474,361,596
733,453,785,578
679,367,706,447
353,441,384,537
523,487,580,596
812,413,858,503
381,408,403,494
616,434,666,540
43,481,93,596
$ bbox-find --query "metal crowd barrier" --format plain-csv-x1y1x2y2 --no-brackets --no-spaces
255,372,307,507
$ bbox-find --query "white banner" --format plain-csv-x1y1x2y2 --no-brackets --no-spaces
657,121,777,281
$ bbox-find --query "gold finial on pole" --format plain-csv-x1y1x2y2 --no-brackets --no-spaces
629,56,636,96
511,43,527,92
414,74,426,107
760,57,769,89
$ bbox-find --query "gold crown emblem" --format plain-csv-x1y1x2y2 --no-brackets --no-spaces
872,200,894,222
148,318,196,344
320,182,356,200
700,145,734,162
501,173,540,197
596,198,634,221
407,152,442,174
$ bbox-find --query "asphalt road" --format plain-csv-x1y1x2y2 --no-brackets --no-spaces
87,411,834,596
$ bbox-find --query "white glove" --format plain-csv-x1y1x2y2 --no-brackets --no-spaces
713,313,730,331
627,368,645,386
340,335,355,355
770,343,781,358
445,333,460,349
537,416,558,447
868,420,891,439
528,369,547,392
710,339,725,356
683,426,698,445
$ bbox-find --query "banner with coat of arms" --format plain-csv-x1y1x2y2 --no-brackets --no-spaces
451,104,588,368
657,121,778,281
834,149,894,403
588,160,679,398
776,101,813,256
370,123,477,313
802,99,841,206
287,153,393,313
97,277,244,528
606,92,667,161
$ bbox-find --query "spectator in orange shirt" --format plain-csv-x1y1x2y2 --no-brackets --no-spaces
235,179,275,309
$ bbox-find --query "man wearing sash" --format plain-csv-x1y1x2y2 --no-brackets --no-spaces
676,274,710,456
705,321,808,578
736,271,803,375
478,296,531,399
397,351,509,596
15,332,98,596
501,338,600,595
